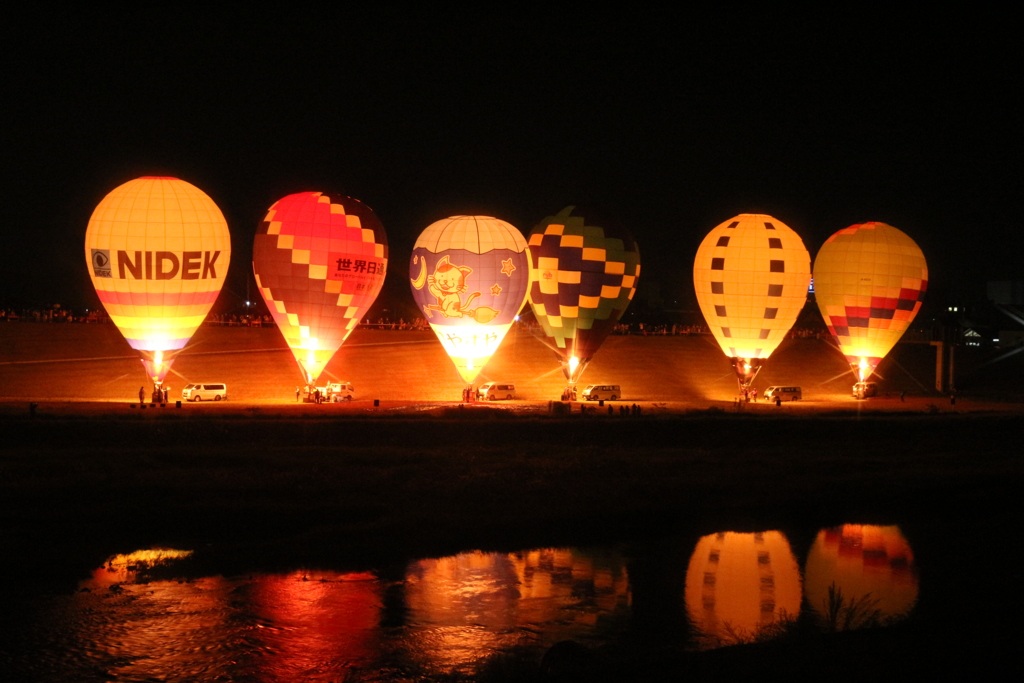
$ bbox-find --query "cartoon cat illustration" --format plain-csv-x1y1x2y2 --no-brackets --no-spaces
424,255,499,322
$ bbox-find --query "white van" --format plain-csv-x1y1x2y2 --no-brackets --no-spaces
181,383,228,401
765,386,802,401
582,385,621,401
852,382,877,399
478,382,516,400
326,381,354,402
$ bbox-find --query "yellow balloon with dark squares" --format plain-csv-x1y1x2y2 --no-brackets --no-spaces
693,214,810,387
527,207,640,385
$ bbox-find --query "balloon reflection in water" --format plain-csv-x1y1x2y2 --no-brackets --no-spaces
684,531,802,648
73,554,382,682
804,524,919,630
248,570,382,681
404,548,630,673
77,548,237,681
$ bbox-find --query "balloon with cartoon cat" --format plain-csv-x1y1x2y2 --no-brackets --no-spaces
424,255,500,322
410,217,530,389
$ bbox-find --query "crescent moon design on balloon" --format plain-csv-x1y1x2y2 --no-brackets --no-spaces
410,254,427,290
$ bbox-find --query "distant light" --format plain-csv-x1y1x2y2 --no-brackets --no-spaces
514,315,520,322
245,300,251,307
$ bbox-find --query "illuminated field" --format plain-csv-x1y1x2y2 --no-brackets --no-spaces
0,322,989,409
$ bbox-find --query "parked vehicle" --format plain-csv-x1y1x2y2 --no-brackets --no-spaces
581,384,621,401
478,382,516,400
326,381,354,402
764,386,802,401
852,382,877,399
181,383,228,402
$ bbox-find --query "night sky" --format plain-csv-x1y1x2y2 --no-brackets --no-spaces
5,8,1019,319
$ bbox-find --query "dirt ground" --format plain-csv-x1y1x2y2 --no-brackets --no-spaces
2,322,1019,415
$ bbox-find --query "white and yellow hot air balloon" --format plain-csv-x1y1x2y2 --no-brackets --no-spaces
813,222,928,383
409,216,530,392
84,177,231,386
693,214,811,389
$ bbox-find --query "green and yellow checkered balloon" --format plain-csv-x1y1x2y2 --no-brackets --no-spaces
527,206,640,385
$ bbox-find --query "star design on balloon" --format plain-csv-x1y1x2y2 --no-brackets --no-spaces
501,258,516,277
490,283,502,296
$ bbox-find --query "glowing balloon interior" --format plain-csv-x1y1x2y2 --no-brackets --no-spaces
84,176,231,385
409,216,530,385
253,192,388,385
527,206,640,386
813,222,927,382
693,214,810,388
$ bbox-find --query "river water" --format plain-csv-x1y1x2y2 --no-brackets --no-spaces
2,524,918,682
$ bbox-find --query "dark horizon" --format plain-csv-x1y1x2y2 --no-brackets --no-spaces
5,9,1019,317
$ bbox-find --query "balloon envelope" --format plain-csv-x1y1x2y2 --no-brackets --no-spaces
84,176,231,385
527,206,640,385
693,214,810,387
813,222,927,382
409,216,530,384
253,192,388,385
685,531,802,647
804,525,918,629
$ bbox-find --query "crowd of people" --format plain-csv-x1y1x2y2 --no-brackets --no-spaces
0,306,104,323
2,304,839,340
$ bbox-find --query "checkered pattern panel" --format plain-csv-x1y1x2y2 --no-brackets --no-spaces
253,192,388,382
813,222,927,373
527,207,640,364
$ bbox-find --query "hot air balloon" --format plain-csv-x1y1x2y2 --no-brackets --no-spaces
84,176,231,387
804,524,918,630
409,216,530,394
684,530,802,648
253,192,387,388
813,222,927,384
527,206,640,395
693,214,811,391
